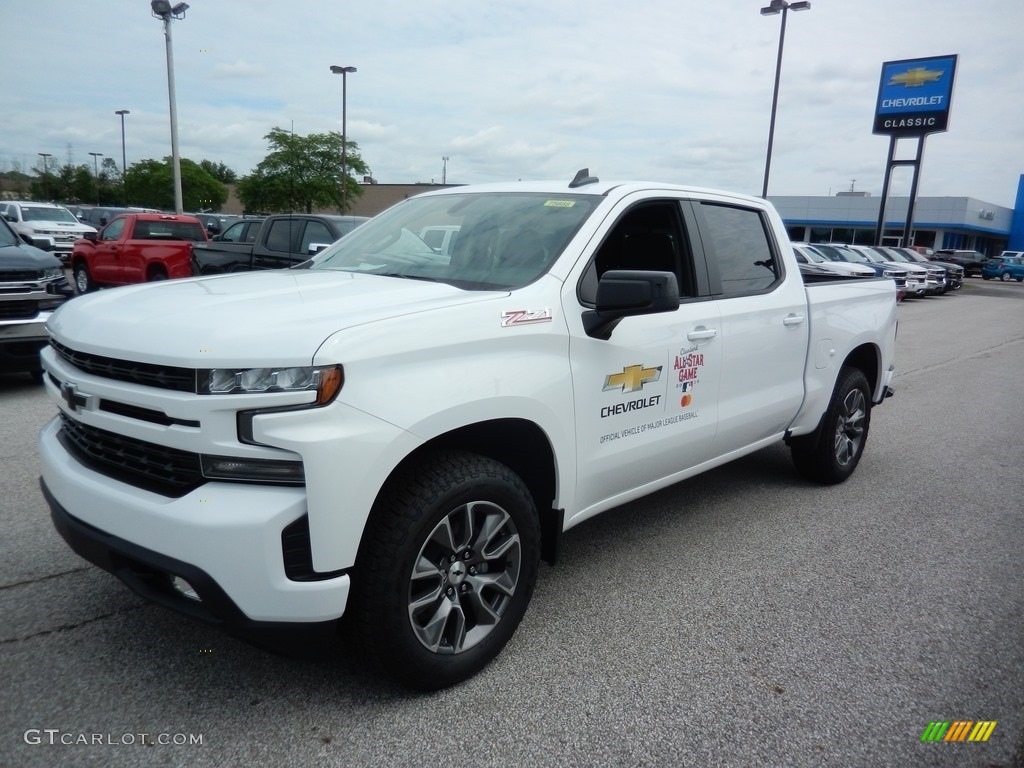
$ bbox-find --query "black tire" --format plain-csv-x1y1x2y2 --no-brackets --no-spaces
73,262,94,294
148,266,168,282
347,450,540,690
1000,272,1012,282
790,366,872,484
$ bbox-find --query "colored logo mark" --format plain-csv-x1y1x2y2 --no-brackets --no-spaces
603,365,662,394
889,67,943,87
920,721,997,742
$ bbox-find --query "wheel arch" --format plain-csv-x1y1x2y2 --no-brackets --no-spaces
387,418,562,565
841,342,880,396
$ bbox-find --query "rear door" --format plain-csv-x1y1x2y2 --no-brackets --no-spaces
253,217,304,270
690,199,809,453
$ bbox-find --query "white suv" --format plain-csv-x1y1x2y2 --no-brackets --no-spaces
0,201,97,264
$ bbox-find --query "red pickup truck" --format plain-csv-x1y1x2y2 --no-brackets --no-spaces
71,213,208,293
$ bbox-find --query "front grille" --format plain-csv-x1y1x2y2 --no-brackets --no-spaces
0,301,39,320
0,270,43,282
52,340,196,392
58,413,203,497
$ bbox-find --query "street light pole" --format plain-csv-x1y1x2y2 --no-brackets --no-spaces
151,1,190,214
115,109,130,206
38,153,52,200
89,152,103,205
330,64,357,212
759,0,810,199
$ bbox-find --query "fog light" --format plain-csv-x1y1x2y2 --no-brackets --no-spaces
171,576,201,601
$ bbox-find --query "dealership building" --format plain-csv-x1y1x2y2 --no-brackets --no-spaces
769,174,1024,256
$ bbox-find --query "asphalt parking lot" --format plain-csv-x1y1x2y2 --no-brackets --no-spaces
1,279,1022,768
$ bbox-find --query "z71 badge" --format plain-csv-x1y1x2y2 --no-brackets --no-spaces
501,309,553,327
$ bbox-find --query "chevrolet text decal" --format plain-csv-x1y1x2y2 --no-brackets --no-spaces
601,364,663,419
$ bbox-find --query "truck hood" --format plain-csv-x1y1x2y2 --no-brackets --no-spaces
0,243,63,270
22,220,95,233
48,270,506,366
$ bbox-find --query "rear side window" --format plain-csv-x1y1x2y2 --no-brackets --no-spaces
133,220,206,241
301,220,334,253
265,219,297,252
698,203,779,296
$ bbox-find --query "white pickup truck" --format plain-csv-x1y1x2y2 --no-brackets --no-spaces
38,171,897,689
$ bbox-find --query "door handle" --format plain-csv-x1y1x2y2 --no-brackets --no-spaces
686,328,718,341
783,314,805,327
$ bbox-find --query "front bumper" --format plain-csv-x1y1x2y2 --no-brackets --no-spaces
39,417,352,628
0,313,53,372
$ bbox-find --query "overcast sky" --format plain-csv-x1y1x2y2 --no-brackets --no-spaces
4,0,1023,207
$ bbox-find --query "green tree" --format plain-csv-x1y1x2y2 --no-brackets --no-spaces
199,159,238,184
236,127,368,214
123,157,228,211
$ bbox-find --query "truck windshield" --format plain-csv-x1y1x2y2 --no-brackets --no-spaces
22,206,79,224
308,192,600,290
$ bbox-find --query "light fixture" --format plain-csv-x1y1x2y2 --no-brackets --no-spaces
759,0,811,198
151,1,189,212
115,110,130,206
330,65,357,212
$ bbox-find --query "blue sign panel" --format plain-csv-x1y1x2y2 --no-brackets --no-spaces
873,55,957,136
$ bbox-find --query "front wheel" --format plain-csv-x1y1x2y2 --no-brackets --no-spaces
73,262,95,294
347,450,540,690
790,367,872,484
1000,272,1012,282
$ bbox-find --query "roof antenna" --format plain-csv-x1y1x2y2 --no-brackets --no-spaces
569,168,599,188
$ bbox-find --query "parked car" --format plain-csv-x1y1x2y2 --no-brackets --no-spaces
997,250,1024,260
844,245,930,297
792,243,876,277
933,249,988,277
809,243,909,299
893,247,963,291
873,246,946,295
0,201,97,264
71,213,208,292
0,217,73,381
192,214,370,272
981,255,1024,282
192,212,242,237
39,173,898,690
211,216,266,244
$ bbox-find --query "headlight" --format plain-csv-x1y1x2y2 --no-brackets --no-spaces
199,364,343,404
42,267,63,280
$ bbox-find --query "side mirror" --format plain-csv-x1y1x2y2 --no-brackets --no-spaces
308,242,331,255
582,269,680,339
83,231,99,243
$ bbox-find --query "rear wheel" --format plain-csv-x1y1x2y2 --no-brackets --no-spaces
790,366,872,484
148,266,168,282
347,450,541,690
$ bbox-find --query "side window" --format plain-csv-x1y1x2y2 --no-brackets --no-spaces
220,222,244,242
101,218,125,241
244,223,260,244
301,220,334,253
264,219,296,252
698,203,779,296
579,201,694,305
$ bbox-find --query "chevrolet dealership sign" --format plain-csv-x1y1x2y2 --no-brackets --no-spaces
873,55,958,136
